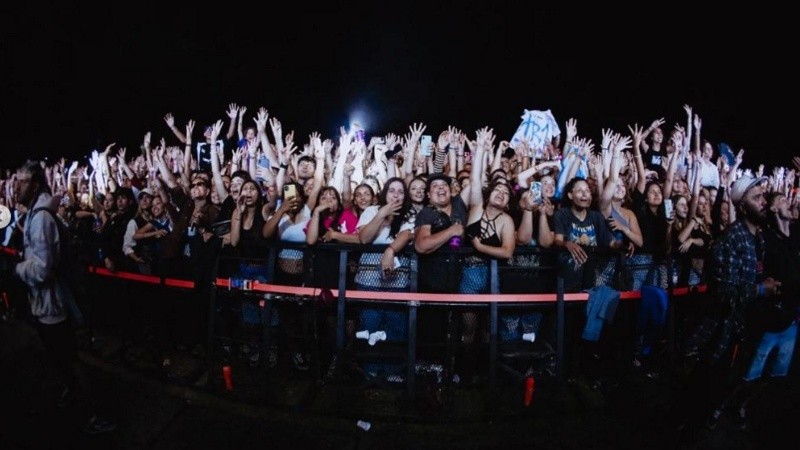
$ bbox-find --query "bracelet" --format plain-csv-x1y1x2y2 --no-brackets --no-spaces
634,154,642,159
279,163,288,170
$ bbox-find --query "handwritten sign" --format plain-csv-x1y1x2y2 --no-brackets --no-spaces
510,109,561,157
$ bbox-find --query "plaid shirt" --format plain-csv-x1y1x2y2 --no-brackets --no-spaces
711,219,764,308
683,220,765,366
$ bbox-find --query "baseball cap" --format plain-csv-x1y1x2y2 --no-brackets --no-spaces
425,173,453,193
730,174,767,205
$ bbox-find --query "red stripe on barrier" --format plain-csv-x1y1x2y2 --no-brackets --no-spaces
5,248,709,303
93,267,161,284
164,278,195,289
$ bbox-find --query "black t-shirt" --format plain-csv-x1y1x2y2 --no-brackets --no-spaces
196,137,235,172
632,189,668,257
415,195,468,293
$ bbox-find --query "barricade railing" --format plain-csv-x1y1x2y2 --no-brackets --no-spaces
1,242,709,413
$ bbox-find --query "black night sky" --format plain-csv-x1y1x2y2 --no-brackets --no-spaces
2,3,796,170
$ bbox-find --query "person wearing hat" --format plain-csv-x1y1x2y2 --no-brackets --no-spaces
98,187,137,272
672,173,782,434
123,188,155,273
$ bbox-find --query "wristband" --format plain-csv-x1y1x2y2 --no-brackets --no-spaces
279,163,288,170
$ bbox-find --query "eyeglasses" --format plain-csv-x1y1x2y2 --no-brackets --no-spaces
191,182,207,188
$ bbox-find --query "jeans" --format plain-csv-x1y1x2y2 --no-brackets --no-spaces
743,321,798,381
355,284,408,377
500,311,543,341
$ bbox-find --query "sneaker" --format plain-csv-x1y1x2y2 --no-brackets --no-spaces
292,352,309,371
386,374,405,384
737,407,748,431
248,350,260,368
82,415,117,435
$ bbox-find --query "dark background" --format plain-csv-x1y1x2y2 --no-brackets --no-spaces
2,3,795,170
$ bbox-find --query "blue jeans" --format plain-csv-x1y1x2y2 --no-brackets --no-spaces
236,261,279,327
500,311,543,341
355,284,408,377
743,321,798,381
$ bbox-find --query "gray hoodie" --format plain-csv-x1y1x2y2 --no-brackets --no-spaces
15,193,70,325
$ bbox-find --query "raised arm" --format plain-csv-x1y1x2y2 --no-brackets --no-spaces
164,113,187,144
629,124,647,194
225,103,238,140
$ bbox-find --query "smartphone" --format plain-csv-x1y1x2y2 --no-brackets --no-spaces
663,198,673,218
530,181,543,204
420,135,433,157
256,155,270,182
283,184,297,201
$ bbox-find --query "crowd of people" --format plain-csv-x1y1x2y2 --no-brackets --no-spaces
1,102,798,437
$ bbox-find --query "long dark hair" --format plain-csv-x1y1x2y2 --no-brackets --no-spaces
378,177,412,238
315,186,345,238
238,179,265,224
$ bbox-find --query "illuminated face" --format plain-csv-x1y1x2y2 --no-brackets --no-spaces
384,181,405,205
297,160,315,179
697,195,709,217
652,128,663,144
702,142,714,159
568,180,592,209
541,175,556,198
427,179,451,208
409,179,426,203
675,197,689,219
151,196,165,217
319,189,340,212
229,176,245,200
240,181,261,207
304,177,315,197
138,194,153,211
488,184,511,209
741,184,767,221
190,176,210,201
646,184,663,207
613,179,626,200
354,185,374,211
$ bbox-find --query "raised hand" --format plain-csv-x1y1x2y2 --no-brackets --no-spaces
254,108,268,132
628,123,645,145
693,114,702,130
601,128,613,150
437,129,450,149
565,118,578,142
683,104,692,118
650,117,666,130
164,113,176,128
614,135,632,153
227,103,239,119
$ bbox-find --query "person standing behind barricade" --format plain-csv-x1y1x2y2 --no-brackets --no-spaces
155,122,221,362
13,160,116,434
672,174,781,437
413,141,472,367
354,177,415,381
227,179,275,367
452,130,517,382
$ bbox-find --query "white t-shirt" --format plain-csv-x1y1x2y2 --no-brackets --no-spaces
354,205,415,289
275,205,310,260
